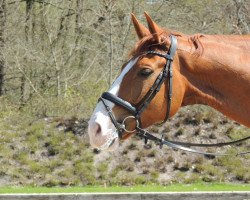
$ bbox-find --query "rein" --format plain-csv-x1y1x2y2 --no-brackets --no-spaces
99,35,250,156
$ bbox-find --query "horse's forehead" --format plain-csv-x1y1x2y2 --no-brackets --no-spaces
108,58,138,95
137,56,162,66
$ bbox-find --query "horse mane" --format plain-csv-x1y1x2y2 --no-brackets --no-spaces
129,29,205,57
188,34,205,57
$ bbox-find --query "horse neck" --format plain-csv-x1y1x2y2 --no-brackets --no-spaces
205,35,250,51
178,35,250,127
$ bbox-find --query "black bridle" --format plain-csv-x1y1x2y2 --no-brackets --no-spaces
99,35,250,156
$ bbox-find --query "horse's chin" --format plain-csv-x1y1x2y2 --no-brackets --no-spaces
90,130,119,151
105,136,119,151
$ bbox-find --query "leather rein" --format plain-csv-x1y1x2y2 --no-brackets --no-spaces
99,35,250,156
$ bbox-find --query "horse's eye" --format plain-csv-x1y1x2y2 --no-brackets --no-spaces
139,68,153,77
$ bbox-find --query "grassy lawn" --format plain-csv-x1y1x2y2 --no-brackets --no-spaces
0,183,249,193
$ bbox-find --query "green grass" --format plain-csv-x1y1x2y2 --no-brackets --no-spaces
0,183,249,193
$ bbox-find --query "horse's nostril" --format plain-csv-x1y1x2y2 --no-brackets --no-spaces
96,123,102,135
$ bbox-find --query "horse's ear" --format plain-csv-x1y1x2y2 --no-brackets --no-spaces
131,13,150,39
144,12,163,43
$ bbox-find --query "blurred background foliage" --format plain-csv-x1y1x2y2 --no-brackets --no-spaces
1,0,249,112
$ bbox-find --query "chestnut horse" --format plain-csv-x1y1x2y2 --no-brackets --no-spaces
88,13,250,151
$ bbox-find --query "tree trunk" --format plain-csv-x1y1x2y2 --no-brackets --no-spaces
75,0,82,35
20,0,33,105
0,0,6,95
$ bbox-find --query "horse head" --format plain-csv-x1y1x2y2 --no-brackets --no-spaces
88,13,186,150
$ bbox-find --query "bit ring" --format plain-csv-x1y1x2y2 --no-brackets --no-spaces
122,116,139,133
